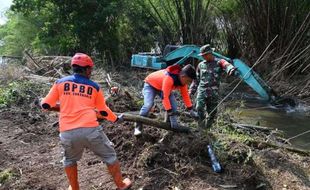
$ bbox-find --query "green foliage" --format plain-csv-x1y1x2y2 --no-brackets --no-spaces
9,0,126,58
213,0,239,15
142,0,218,45
135,99,145,108
0,0,308,73
0,169,15,184
0,0,239,62
118,1,159,61
213,107,254,143
0,82,23,107
0,12,39,56
0,81,39,107
210,0,245,58
238,0,310,77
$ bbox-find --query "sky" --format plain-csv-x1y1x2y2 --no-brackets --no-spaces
0,0,13,25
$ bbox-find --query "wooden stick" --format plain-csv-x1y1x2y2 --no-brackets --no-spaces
231,123,273,132
53,67,66,78
24,50,41,69
249,140,310,156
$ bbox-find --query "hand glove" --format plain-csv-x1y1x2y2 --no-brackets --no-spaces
115,114,124,124
33,97,42,108
234,69,240,76
34,98,49,112
189,90,195,96
228,67,238,76
110,86,119,95
189,109,199,120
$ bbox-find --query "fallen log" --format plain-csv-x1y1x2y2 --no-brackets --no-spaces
23,74,58,84
116,113,191,133
37,112,191,133
24,74,58,83
248,139,310,156
35,102,191,133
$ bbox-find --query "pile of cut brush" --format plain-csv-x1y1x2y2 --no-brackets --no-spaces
23,50,72,78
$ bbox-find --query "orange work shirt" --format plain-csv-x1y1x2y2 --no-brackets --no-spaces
144,67,192,110
42,74,117,132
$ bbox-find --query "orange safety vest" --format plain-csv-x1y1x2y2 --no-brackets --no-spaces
42,74,117,132
145,65,192,110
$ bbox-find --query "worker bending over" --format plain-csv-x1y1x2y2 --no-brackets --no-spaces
134,64,198,136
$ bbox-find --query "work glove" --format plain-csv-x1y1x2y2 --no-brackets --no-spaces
115,114,124,124
110,86,119,96
228,67,238,76
189,89,195,96
33,97,42,108
187,107,199,120
166,110,179,129
234,69,240,77
189,109,199,120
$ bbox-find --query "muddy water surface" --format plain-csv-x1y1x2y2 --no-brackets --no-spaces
229,86,310,150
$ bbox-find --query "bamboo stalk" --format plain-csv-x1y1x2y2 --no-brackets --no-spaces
231,123,273,132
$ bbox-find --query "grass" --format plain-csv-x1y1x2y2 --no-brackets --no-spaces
0,80,49,108
0,169,15,184
202,105,257,164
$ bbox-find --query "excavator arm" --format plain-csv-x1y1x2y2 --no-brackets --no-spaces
131,45,293,105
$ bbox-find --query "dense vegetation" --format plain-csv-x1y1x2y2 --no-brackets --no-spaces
0,0,309,78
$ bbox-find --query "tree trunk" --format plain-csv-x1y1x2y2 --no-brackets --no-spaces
117,113,191,133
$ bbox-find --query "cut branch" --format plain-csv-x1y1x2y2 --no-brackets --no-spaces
231,123,274,132
249,140,310,156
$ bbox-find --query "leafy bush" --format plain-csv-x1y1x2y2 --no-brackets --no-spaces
0,169,15,184
0,81,42,107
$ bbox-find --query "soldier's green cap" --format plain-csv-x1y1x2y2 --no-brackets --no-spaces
198,44,215,56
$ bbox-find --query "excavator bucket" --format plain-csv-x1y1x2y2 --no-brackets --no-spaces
233,59,296,107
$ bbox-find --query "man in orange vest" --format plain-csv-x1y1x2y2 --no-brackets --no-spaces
41,53,132,190
134,64,198,136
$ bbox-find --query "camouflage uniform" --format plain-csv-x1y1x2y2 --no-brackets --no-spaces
190,44,237,128
190,59,224,128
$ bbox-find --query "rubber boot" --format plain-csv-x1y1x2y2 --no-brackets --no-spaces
65,164,79,190
107,161,132,190
134,122,142,136
164,111,169,123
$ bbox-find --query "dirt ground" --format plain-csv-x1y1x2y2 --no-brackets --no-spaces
0,68,309,190
0,103,309,189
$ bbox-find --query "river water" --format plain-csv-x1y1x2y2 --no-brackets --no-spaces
227,85,310,150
